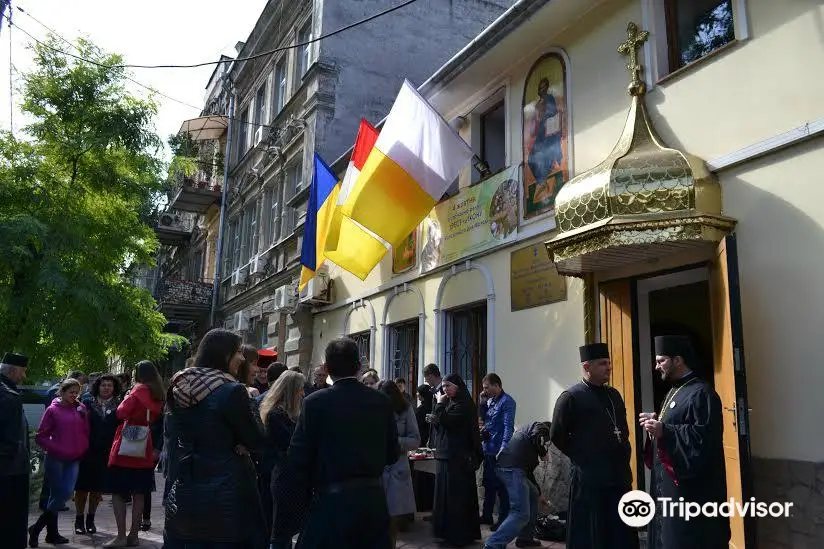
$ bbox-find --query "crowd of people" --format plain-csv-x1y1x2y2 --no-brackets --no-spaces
0,330,729,549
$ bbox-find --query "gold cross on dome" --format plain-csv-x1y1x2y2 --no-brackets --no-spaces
617,21,650,95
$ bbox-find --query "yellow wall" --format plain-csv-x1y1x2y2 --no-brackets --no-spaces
720,141,824,462
312,0,824,458
312,234,586,425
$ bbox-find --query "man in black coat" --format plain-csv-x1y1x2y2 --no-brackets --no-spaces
640,335,730,549
274,337,400,549
0,352,31,549
549,343,639,549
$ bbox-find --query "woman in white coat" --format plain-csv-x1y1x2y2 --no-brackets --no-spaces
378,380,421,548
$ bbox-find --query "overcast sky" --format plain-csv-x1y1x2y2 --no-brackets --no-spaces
0,0,267,159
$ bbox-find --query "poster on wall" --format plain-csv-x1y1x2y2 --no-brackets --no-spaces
392,230,417,274
420,164,519,272
510,243,567,311
522,52,570,221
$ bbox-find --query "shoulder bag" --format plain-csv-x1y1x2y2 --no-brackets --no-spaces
118,408,151,458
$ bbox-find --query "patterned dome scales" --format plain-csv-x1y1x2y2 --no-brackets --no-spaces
545,22,735,276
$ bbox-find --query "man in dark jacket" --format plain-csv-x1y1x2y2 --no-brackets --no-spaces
483,422,551,549
0,352,30,549
274,337,400,549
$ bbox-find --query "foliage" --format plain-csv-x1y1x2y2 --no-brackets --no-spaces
0,36,185,380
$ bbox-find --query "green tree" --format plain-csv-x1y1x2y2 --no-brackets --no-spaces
0,36,183,380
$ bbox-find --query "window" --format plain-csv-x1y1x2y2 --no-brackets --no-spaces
237,107,249,159
288,162,303,198
297,21,312,80
274,59,287,114
388,320,419,396
480,101,506,175
231,220,241,270
349,330,371,370
664,0,736,72
269,188,281,244
190,248,204,280
254,83,267,127
256,317,269,348
445,302,487,398
241,203,257,263
249,202,258,258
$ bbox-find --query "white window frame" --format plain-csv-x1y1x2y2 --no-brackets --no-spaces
274,57,288,115
297,19,313,81
254,82,268,128
468,86,507,185
641,0,750,86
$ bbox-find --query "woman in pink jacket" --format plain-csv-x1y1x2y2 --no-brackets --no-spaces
29,377,90,547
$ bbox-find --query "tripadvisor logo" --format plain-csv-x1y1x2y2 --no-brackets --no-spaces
618,490,793,527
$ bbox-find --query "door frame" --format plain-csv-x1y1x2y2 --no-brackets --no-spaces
598,251,755,546
635,266,710,491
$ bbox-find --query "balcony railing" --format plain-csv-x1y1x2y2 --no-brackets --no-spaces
157,277,214,309
168,169,224,214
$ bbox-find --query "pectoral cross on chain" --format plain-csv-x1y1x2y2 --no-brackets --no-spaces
617,21,650,95
613,427,622,442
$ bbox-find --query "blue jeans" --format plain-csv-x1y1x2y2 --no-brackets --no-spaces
484,468,538,549
44,455,80,513
481,454,510,522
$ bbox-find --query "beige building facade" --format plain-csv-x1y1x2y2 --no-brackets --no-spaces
311,0,824,547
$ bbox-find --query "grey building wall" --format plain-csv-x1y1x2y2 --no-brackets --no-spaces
315,0,516,163
220,0,515,370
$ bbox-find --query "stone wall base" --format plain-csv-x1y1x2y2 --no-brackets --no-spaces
751,457,824,549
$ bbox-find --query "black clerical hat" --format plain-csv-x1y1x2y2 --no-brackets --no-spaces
579,343,609,362
1,352,28,368
654,335,693,359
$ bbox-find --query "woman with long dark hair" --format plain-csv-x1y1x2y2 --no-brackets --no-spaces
378,380,420,548
105,362,165,547
74,374,123,535
430,373,483,547
163,328,265,549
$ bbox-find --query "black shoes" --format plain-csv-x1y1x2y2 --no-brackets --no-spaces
515,539,542,548
75,515,87,534
86,513,97,534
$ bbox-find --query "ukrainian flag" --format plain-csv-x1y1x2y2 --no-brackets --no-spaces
299,154,340,291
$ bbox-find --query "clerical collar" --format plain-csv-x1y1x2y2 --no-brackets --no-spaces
672,370,696,387
582,378,606,390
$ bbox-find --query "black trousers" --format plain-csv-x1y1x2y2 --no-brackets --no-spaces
0,474,30,549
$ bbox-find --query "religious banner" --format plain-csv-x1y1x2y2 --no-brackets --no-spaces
522,52,570,220
392,230,417,274
420,164,519,272
510,243,567,311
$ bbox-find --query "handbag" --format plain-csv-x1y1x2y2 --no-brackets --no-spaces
118,408,151,458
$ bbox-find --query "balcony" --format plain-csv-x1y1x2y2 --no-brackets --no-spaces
168,171,224,214
154,211,196,246
156,277,214,323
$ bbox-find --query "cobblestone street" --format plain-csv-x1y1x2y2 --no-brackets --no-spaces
29,473,565,549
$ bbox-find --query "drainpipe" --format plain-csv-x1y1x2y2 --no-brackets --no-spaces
209,78,235,328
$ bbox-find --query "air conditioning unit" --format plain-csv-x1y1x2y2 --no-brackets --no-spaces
223,317,235,331
274,284,297,311
234,310,250,332
231,269,248,286
249,254,265,275
299,265,330,304
253,126,264,146
158,213,178,227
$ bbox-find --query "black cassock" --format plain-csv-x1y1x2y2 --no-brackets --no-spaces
550,379,639,549
645,372,731,549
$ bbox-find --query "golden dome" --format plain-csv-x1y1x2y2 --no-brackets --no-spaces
545,22,735,276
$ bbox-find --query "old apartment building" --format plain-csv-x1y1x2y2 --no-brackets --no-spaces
215,0,518,369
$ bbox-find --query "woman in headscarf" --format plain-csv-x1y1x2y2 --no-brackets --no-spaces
415,384,433,448
429,373,483,547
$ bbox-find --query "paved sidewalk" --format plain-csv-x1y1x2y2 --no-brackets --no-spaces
30,473,564,549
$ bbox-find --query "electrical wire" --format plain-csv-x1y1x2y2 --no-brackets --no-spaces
3,11,274,132
12,6,202,111
7,0,12,135
16,0,421,70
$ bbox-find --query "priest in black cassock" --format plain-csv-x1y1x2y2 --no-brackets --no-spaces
640,335,730,549
549,343,639,549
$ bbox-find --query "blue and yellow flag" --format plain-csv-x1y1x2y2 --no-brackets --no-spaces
299,154,340,291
